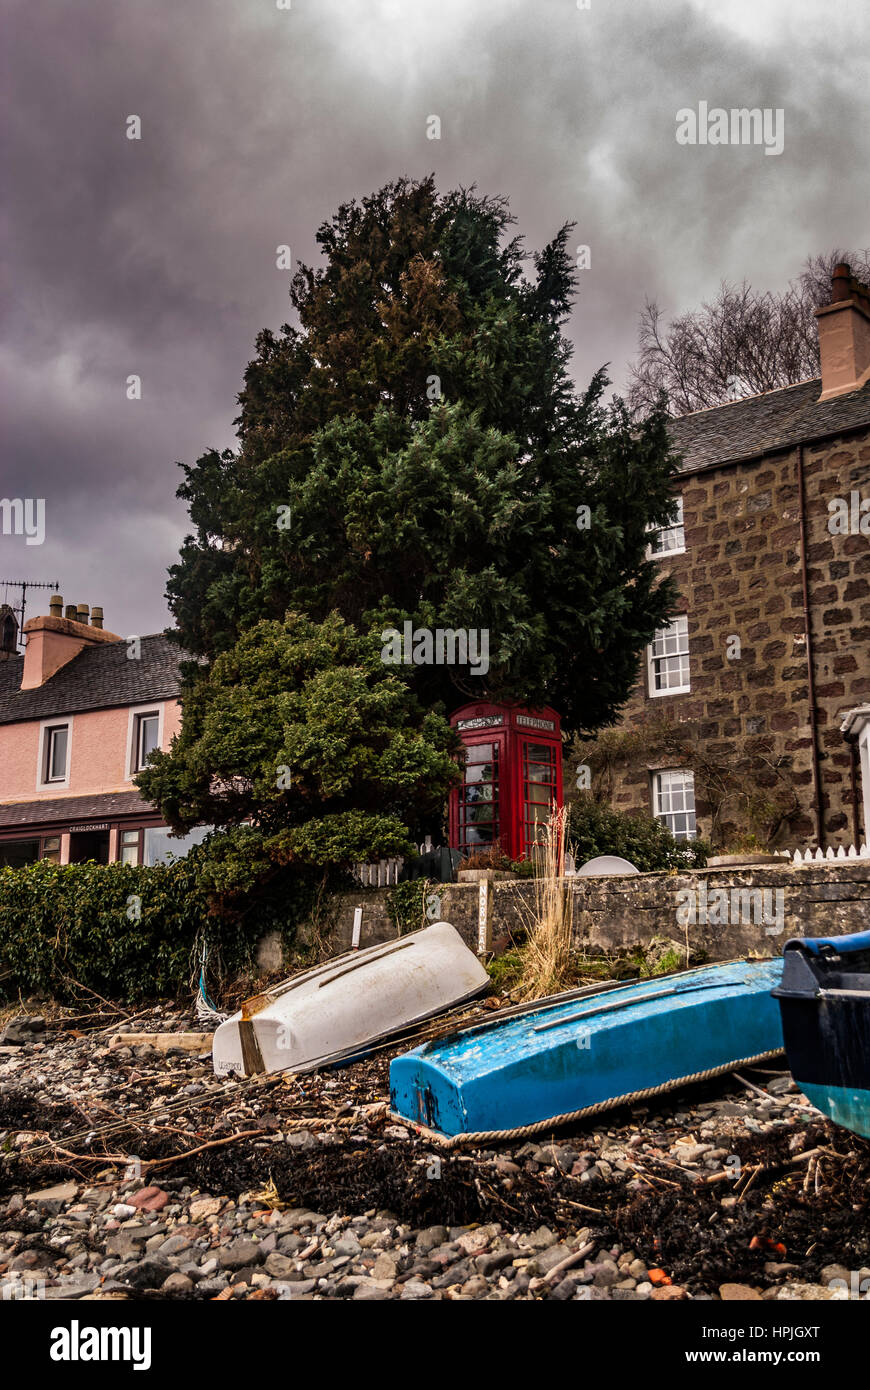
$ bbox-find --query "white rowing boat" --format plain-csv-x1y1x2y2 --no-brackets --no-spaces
212,921,490,1078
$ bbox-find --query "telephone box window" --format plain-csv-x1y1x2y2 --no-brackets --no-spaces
523,741,558,856
457,743,500,853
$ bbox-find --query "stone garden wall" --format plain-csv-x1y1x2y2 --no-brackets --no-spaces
322,860,870,962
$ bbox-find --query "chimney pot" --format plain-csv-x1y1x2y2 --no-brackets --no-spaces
76,604,89,623
831,263,852,303
90,606,104,629
49,594,63,618
64,604,77,620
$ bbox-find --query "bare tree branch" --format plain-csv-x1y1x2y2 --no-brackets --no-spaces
628,248,870,416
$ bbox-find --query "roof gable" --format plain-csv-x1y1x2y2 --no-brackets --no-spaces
0,633,190,726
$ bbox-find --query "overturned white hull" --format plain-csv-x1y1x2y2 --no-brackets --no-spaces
212,921,489,1078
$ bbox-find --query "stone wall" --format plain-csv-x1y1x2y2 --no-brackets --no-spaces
579,428,870,849
320,860,869,962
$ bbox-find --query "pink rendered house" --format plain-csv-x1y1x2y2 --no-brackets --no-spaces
0,596,205,867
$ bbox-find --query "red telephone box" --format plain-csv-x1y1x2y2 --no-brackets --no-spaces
448,702,563,862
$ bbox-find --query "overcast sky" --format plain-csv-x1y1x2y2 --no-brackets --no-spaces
2,0,868,637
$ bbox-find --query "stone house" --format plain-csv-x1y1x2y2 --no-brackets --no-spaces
0,598,205,867
584,264,870,850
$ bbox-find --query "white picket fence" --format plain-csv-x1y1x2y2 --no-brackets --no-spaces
776,842,869,864
352,857,404,887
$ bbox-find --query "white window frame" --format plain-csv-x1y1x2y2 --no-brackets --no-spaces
647,496,686,558
647,615,691,697
652,769,697,841
36,717,73,791
125,703,165,781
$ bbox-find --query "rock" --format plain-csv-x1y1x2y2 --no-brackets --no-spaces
264,1253,297,1279
528,1244,573,1277
1,1018,44,1044
43,1276,102,1300
719,1283,763,1300
122,1257,171,1290
820,1263,852,1288
517,1226,557,1252
371,1253,397,1281
331,1234,362,1257
106,1234,143,1259
271,1279,315,1299
415,1225,448,1252
588,1258,620,1288
219,1240,263,1271
456,1228,495,1256
460,1276,489,1297
189,1197,223,1223
159,1234,194,1257
127,1186,169,1213
26,1181,78,1215
550,1275,584,1300
650,1285,688,1300
475,1250,515,1277
285,1131,317,1151
400,1280,433,1299
765,1282,840,1301
674,1143,713,1164
162,1272,194,1294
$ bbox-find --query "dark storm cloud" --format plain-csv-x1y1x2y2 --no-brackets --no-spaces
2,0,867,634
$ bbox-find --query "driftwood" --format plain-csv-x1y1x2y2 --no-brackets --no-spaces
108,1032,213,1054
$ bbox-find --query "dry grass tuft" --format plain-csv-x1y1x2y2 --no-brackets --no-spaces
516,808,574,1000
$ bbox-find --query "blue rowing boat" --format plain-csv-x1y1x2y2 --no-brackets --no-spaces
772,930,870,1139
390,957,785,1142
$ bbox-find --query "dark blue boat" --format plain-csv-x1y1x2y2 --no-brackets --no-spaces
772,930,870,1139
390,958,785,1142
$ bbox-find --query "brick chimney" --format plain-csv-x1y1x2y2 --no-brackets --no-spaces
20,597,121,689
815,263,870,401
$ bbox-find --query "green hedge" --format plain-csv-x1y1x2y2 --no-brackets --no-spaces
569,796,710,873
0,859,265,1002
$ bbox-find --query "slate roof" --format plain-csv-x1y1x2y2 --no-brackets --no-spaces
668,378,870,472
0,633,190,726
0,791,151,828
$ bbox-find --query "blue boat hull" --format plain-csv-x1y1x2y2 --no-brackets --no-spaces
390,958,785,1141
773,930,870,1140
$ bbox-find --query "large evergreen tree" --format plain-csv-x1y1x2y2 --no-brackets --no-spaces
167,176,679,736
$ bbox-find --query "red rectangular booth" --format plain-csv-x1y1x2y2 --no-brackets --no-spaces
448,702,563,863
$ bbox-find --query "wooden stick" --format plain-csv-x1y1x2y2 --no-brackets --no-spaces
107,1032,213,1054
732,1072,773,1100
145,1129,264,1171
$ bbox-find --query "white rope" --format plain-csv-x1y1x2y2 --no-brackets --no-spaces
392,1049,784,1149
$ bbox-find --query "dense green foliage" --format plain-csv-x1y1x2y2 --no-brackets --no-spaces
568,796,709,872
166,176,679,736
137,612,460,884
0,861,219,1001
